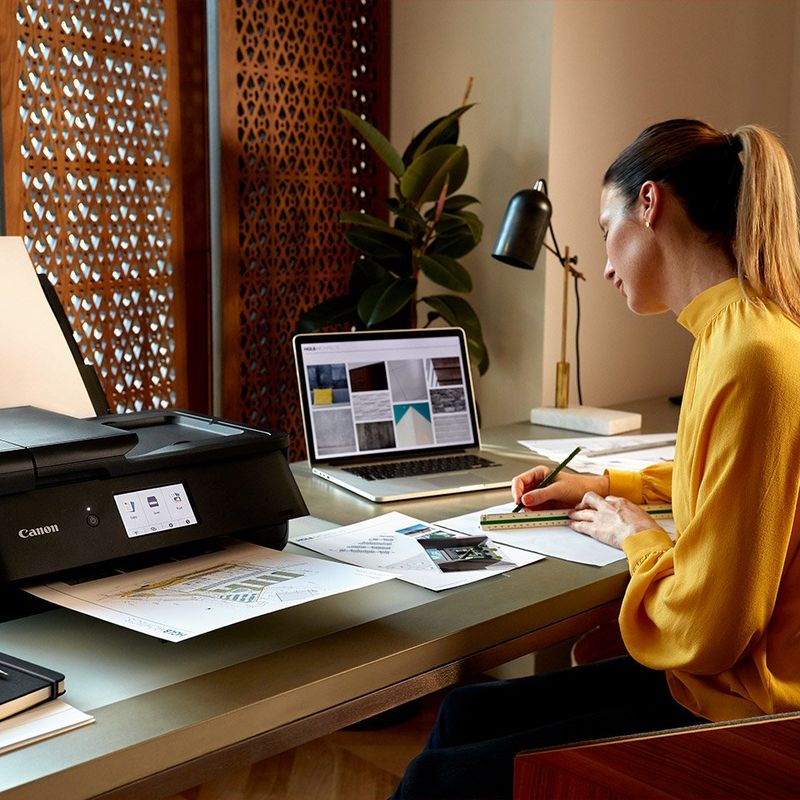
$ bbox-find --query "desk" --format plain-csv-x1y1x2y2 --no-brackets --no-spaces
0,397,678,800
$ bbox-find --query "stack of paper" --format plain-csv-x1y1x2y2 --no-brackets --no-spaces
518,433,676,475
0,701,93,755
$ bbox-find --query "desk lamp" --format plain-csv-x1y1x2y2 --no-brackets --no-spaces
492,179,641,435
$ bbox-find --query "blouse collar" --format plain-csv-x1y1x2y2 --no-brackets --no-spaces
676,278,743,337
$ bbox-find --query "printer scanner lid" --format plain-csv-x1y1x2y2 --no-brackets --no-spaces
0,406,137,494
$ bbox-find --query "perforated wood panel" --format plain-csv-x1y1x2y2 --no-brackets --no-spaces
218,0,389,459
1,0,189,413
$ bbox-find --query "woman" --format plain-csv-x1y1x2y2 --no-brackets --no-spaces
391,119,800,800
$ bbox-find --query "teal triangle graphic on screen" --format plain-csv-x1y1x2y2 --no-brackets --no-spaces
394,402,432,423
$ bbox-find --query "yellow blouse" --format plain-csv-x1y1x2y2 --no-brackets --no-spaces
609,278,800,721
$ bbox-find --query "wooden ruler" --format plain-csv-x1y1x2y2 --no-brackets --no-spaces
479,504,673,530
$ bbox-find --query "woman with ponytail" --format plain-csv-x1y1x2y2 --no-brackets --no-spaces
392,120,800,800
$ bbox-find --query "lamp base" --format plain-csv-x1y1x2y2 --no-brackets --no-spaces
530,405,642,435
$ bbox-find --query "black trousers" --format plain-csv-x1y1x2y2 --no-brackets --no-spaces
390,656,704,800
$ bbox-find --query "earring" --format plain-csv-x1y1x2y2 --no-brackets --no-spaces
645,218,651,229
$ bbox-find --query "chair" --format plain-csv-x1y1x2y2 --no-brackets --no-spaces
514,711,800,799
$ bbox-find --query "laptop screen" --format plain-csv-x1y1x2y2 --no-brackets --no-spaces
293,329,480,463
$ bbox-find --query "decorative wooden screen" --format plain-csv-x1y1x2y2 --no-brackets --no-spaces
218,0,390,459
0,0,209,414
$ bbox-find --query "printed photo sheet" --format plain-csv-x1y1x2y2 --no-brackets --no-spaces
294,511,543,591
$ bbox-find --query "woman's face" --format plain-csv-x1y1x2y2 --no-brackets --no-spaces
599,184,669,315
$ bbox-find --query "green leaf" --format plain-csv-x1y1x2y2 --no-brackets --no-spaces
443,194,480,212
296,295,356,333
429,233,478,259
339,211,406,236
428,212,482,258
418,254,472,293
349,258,389,296
421,294,490,374
402,104,476,164
455,209,483,244
340,108,405,178
346,227,411,259
392,206,429,238
400,145,469,206
358,278,417,327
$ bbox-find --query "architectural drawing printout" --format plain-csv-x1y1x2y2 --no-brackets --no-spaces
24,540,391,641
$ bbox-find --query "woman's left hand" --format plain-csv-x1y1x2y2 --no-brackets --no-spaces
568,492,665,549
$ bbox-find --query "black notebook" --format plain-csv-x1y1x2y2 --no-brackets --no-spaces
0,652,65,721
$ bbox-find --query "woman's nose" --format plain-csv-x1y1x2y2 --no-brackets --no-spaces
604,260,615,281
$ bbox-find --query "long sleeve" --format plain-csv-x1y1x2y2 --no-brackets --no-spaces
612,280,800,721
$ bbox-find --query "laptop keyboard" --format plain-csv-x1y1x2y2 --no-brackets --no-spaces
342,454,501,481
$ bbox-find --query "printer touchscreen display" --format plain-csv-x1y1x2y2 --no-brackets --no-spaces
114,482,198,538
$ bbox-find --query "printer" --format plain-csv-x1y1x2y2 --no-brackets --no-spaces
0,405,308,585
0,238,308,593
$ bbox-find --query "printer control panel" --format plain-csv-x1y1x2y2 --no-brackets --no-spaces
113,482,198,539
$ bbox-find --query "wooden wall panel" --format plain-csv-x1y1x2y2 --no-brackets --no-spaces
0,0,210,414
218,0,390,458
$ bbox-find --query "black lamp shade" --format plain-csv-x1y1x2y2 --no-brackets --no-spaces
492,186,552,270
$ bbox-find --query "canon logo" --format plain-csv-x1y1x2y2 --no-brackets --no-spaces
18,524,60,539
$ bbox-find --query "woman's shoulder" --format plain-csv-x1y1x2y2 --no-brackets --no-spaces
703,295,800,369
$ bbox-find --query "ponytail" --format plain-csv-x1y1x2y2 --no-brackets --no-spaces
733,125,800,322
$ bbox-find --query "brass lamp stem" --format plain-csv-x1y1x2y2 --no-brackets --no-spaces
555,245,570,409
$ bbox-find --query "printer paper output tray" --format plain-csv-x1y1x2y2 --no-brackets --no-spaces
0,407,308,584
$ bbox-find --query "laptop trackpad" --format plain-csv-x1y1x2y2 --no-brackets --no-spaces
422,474,485,489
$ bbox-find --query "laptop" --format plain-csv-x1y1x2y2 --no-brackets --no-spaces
293,328,527,502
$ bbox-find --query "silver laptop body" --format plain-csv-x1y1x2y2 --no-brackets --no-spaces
293,328,525,502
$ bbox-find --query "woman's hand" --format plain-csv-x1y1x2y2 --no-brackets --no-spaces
512,465,609,510
568,492,665,549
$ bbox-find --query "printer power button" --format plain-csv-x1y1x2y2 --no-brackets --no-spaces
86,514,100,527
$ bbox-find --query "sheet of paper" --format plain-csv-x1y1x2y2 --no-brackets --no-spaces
294,511,543,591
0,700,94,755
0,236,96,417
437,503,676,567
24,539,392,642
518,433,676,475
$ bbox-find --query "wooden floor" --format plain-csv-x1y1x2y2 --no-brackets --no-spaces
166,692,444,800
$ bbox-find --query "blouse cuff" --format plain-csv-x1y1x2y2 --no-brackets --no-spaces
607,469,644,503
622,529,673,574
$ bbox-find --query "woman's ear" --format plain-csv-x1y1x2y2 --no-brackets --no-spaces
638,180,661,229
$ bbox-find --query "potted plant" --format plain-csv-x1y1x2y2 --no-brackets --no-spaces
297,100,489,375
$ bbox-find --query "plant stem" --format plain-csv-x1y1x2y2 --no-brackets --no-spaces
462,76,474,105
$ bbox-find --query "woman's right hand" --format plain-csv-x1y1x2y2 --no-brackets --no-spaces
511,465,610,510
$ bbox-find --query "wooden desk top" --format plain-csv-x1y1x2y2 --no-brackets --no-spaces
0,397,678,800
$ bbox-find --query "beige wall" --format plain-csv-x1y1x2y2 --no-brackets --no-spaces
392,0,800,425
391,0,554,426
546,0,799,409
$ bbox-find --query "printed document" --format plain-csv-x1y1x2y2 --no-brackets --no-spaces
437,503,676,568
295,511,543,591
518,433,676,475
25,539,391,642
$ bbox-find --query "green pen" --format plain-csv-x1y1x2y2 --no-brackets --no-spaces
513,445,583,512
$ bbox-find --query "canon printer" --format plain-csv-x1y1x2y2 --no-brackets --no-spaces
0,405,308,586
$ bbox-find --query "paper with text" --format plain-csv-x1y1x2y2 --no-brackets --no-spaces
518,433,676,475
437,503,676,567
294,511,543,591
